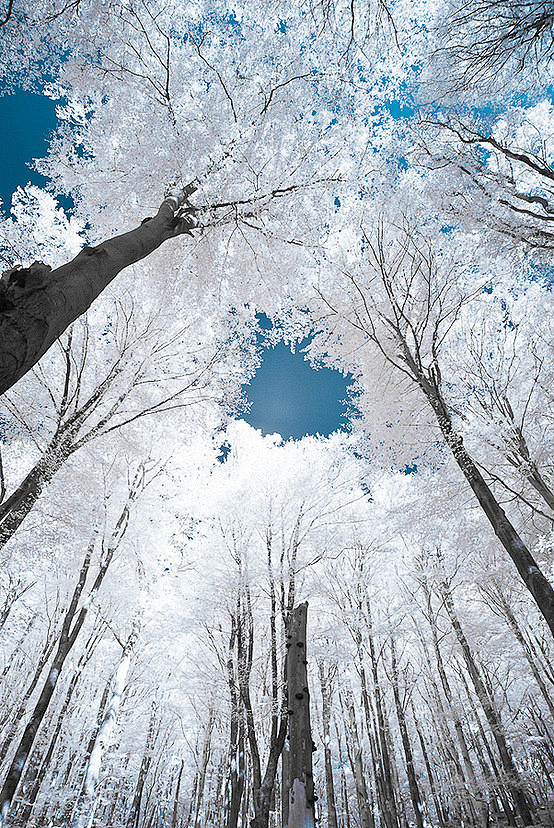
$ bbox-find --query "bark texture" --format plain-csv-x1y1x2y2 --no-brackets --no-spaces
286,602,315,828
0,186,197,396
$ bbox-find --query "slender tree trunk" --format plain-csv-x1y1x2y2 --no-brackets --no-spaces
0,186,197,395
411,706,447,828
364,605,400,828
441,581,534,825
125,700,159,828
492,582,554,719
171,760,184,828
0,633,57,767
15,628,100,826
389,638,424,828
422,375,554,637
318,660,338,828
0,533,99,826
192,709,215,828
343,691,374,828
420,575,487,826
73,615,141,828
335,720,351,828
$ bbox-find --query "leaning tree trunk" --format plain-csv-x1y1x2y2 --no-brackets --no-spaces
286,602,315,828
0,185,197,396
0,534,98,826
73,615,141,828
440,580,534,826
390,317,554,638
422,373,554,637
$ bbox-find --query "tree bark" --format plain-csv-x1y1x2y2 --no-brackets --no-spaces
318,660,338,828
0,186,197,396
0,533,97,826
343,691,374,828
73,615,141,828
286,603,315,828
419,370,554,637
125,700,159,828
389,638,424,828
441,581,535,826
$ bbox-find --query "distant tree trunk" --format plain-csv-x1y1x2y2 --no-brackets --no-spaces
362,255,554,637
243,533,288,828
440,580,535,826
423,378,554,637
286,603,315,828
192,708,215,828
0,186,197,396
0,531,103,826
171,760,185,828
225,611,245,828
15,626,100,826
420,573,487,827
0,474,138,827
488,581,554,719
0,631,57,767
335,721,352,828
411,705,447,828
342,691,374,828
73,615,141,828
364,604,400,828
389,638,424,828
318,659,338,828
125,700,159,828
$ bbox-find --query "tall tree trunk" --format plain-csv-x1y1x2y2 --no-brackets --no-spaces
364,604,400,828
286,603,315,828
411,706,447,828
125,700,159,828
171,760,184,828
440,580,535,826
73,615,141,828
0,532,99,826
387,307,554,636
0,632,57,767
192,709,215,828
389,638,424,828
489,581,554,719
335,719,351,828
423,376,554,637
342,691,374,828
15,626,100,826
0,186,197,396
420,573,487,826
318,660,338,828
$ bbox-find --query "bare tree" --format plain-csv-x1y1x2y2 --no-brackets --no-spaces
435,0,554,88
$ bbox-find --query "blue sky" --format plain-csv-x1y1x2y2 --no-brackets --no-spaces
0,91,354,440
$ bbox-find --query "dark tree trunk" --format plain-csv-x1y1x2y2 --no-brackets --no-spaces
422,373,554,637
285,603,315,828
0,187,197,396
125,701,159,828
389,638,424,828
441,581,534,826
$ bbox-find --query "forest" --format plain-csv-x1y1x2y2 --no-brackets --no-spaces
1,0,554,826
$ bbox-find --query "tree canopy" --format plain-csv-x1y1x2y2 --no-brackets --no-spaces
2,1,554,826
